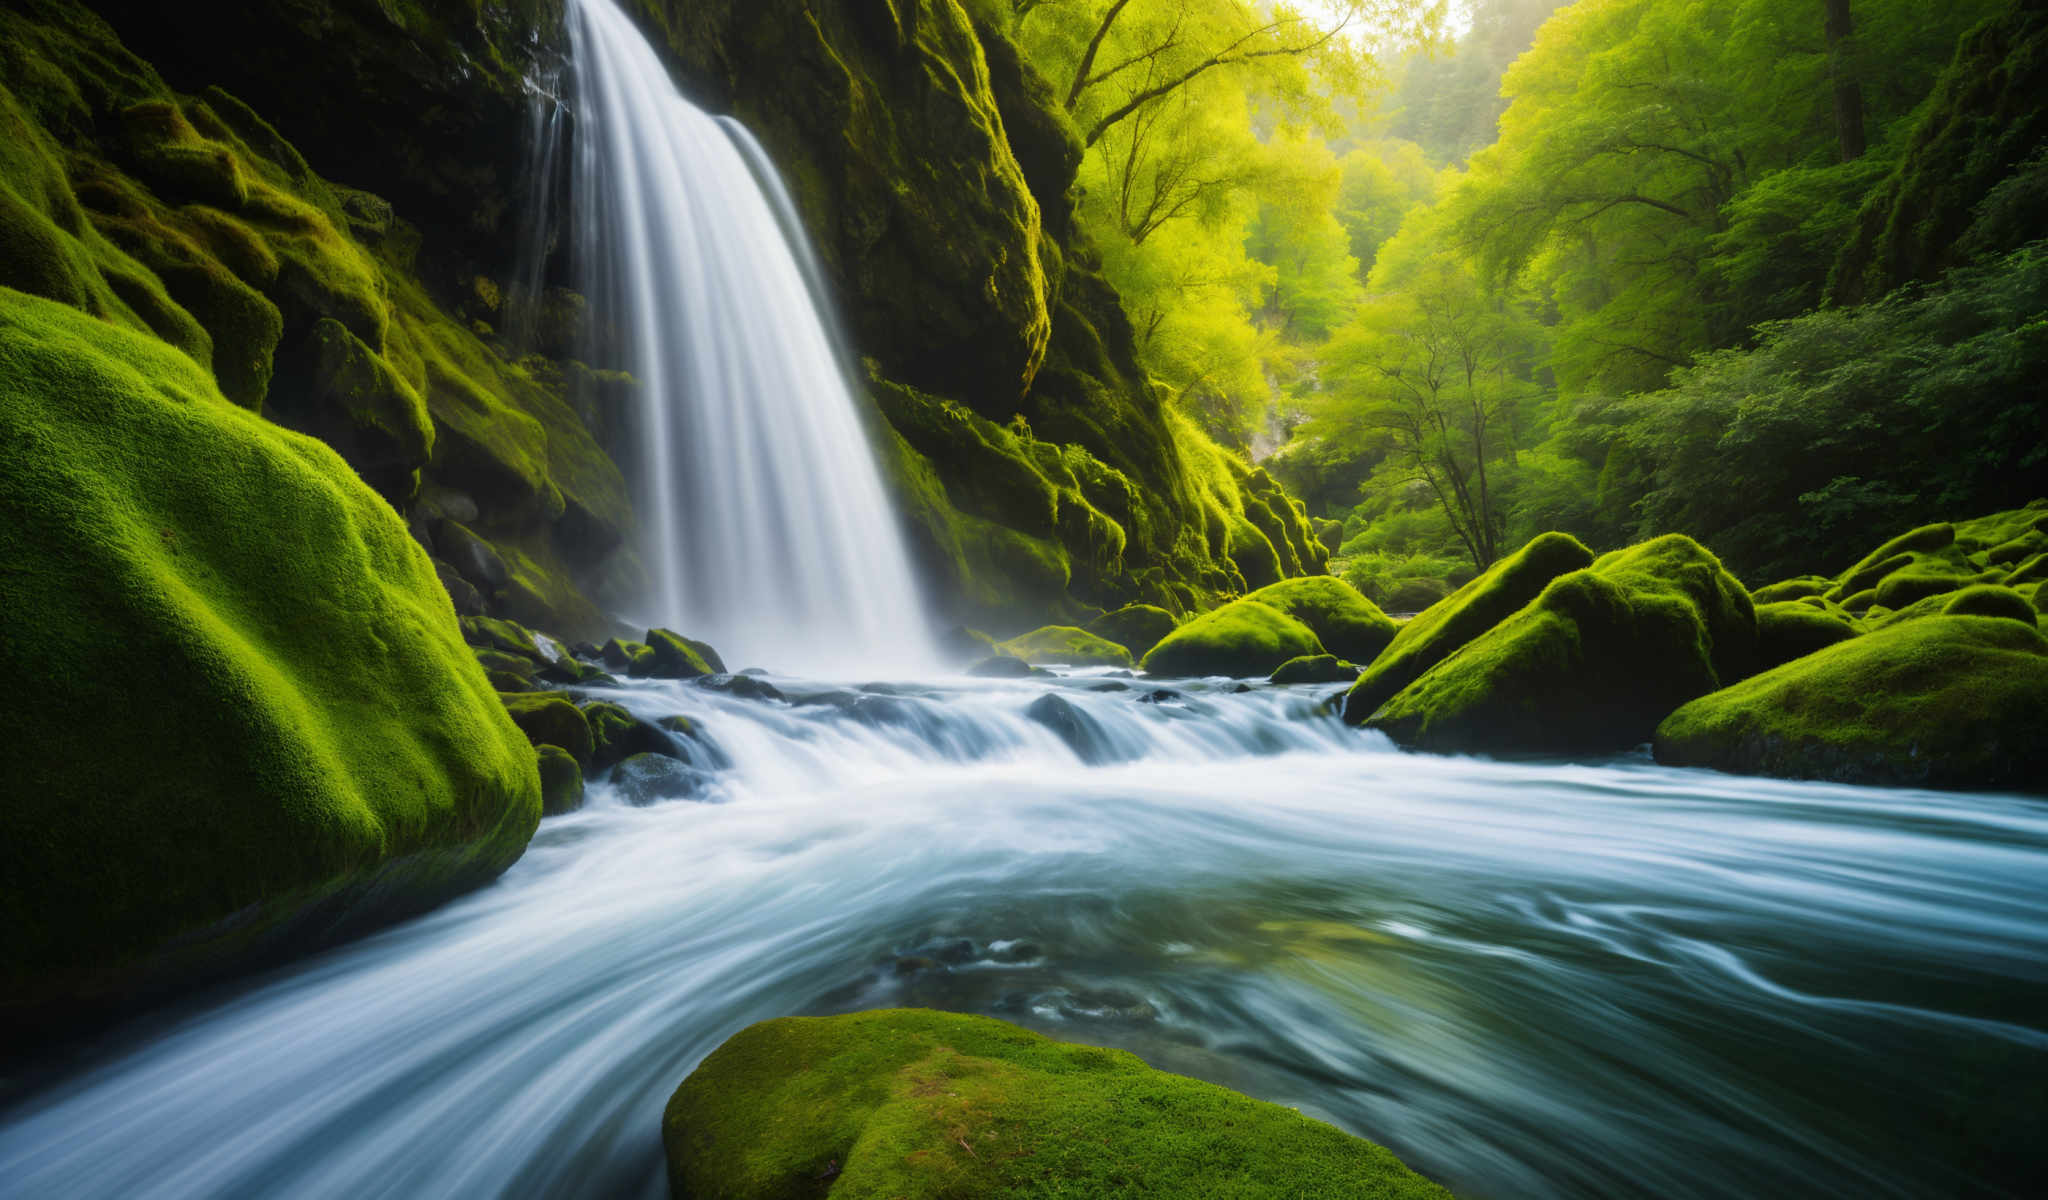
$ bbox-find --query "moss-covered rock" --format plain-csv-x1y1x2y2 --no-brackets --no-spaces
536,744,584,817
1755,600,1862,670
1141,600,1324,678
0,288,539,1034
582,700,676,771
1654,616,2048,790
1366,535,1756,754
1083,603,1178,659
1943,584,2041,626
1343,532,1594,725
499,690,595,765
1244,576,1396,665
997,625,1133,669
1752,575,1833,604
663,1009,1451,1200
642,628,714,679
1269,654,1360,685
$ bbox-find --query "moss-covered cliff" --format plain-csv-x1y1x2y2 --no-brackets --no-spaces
13,0,1324,640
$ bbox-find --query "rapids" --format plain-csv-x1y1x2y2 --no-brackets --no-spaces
3,670,2043,1199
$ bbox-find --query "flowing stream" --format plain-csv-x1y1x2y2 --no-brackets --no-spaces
569,0,936,674
3,670,2044,1199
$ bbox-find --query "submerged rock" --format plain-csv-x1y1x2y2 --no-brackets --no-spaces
695,673,787,702
1023,693,1127,765
1366,534,1756,754
0,292,538,1036
612,752,713,806
1655,616,2048,790
1140,599,1322,678
663,1010,1451,1200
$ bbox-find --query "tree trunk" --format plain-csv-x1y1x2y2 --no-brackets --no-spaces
1823,0,1866,161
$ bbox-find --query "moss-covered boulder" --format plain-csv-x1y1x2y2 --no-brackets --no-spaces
1244,576,1397,664
1269,654,1359,685
499,690,595,766
664,1009,1451,1200
582,700,678,771
0,289,539,1033
643,628,715,679
1943,584,2041,626
1083,603,1178,659
1343,532,1594,725
997,625,1133,669
1141,600,1324,678
536,744,585,817
1755,600,1862,670
1366,535,1756,754
1752,575,1833,604
1654,616,2048,790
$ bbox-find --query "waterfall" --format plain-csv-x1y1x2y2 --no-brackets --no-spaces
567,0,936,675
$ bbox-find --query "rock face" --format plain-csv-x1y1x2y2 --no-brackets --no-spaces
1141,599,1324,678
1655,616,2048,789
1344,532,1595,725
0,0,630,639
0,289,540,1036
663,1009,1452,1200
1365,535,1756,754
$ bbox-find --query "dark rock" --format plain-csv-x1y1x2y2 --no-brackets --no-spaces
1024,693,1126,765
612,752,712,806
695,674,787,702
498,691,594,764
434,558,485,616
643,628,715,679
968,654,1037,677
437,519,510,591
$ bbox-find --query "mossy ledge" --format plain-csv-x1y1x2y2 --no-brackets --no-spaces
1654,616,2048,790
664,1009,1452,1200
0,288,540,1038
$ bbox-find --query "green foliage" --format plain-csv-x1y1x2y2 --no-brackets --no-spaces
664,1008,1451,1200
0,287,538,1021
1140,598,1324,677
1615,245,2048,582
1655,616,2048,790
998,624,1135,668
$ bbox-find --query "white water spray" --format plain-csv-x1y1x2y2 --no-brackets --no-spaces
568,0,936,675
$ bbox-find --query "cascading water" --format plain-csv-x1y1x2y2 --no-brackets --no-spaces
568,0,935,675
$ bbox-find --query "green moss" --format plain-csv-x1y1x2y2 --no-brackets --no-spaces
498,690,594,765
1245,576,1397,665
1083,603,1178,659
1344,532,1594,725
644,628,714,679
1366,535,1755,754
1654,616,2048,790
1751,575,1833,604
664,1009,1452,1200
1269,654,1360,685
1141,600,1324,678
1943,584,2041,626
2007,552,2048,588
0,288,538,1024
536,744,584,817
461,613,543,660
997,625,1133,669
1755,600,1861,670
582,700,675,771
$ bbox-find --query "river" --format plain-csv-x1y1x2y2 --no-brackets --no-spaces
3,669,2043,1198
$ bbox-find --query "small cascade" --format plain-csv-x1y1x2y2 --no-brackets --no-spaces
567,0,936,675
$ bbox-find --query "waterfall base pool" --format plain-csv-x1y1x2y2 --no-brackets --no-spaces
4,671,2044,1199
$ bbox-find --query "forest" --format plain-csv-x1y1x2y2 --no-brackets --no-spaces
0,0,2044,1197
